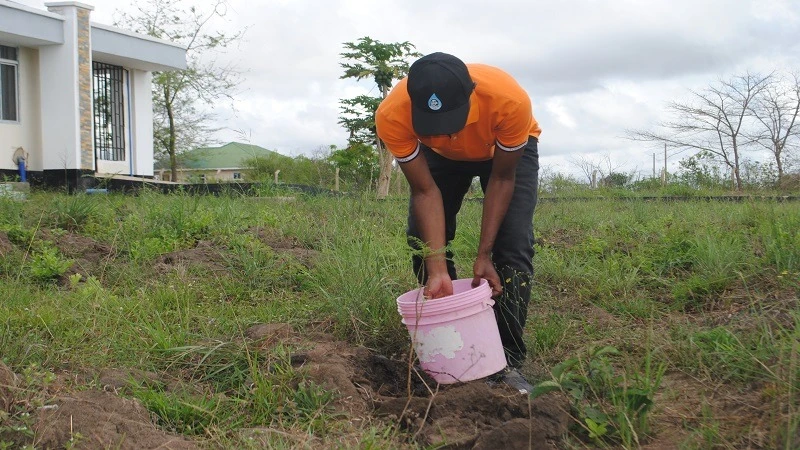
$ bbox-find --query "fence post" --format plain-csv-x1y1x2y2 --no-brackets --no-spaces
274,170,280,184
335,167,340,192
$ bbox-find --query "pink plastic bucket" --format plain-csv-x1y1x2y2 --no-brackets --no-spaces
396,279,507,384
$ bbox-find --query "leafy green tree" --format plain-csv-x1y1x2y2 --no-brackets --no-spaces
601,172,632,188
338,95,382,147
339,37,421,198
329,143,379,192
242,153,291,182
675,150,728,189
115,0,243,181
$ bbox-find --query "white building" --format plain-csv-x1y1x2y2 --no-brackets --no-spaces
0,1,186,190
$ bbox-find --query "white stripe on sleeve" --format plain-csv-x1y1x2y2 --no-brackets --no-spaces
395,142,421,163
496,140,527,152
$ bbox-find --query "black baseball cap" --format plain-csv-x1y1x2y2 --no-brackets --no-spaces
407,52,474,136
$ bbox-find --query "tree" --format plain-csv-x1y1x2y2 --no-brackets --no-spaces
568,154,627,187
329,142,379,192
602,172,632,188
629,73,771,191
339,37,421,199
749,72,800,186
115,0,243,181
338,95,382,146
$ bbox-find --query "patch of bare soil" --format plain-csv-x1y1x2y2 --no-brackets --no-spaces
257,324,571,449
155,240,229,274
0,231,13,257
37,229,117,283
648,371,782,449
249,226,320,268
704,280,799,330
1,362,194,450
34,390,198,450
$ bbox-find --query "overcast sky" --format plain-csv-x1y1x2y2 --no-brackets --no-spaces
17,0,800,178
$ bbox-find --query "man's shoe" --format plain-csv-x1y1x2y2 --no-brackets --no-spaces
487,368,534,395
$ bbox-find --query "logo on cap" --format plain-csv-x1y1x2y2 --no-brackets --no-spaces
428,94,442,111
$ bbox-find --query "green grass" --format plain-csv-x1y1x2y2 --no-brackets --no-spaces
0,192,798,448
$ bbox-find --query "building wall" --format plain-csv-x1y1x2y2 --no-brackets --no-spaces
131,69,153,177
158,169,246,183
39,4,82,171
0,46,42,172
95,68,154,177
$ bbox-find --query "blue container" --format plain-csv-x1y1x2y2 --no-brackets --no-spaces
17,158,26,183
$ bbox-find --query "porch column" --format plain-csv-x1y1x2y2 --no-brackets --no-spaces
130,70,154,177
39,2,94,188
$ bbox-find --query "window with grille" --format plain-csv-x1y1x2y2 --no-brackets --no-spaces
92,62,126,161
0,45,18,122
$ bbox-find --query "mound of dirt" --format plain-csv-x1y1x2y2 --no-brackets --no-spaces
373,382,569,449
286,326,571,449
244,323,295,343
34,390,198,450
37,229,116,282
249,226,320,268
155,240,228,274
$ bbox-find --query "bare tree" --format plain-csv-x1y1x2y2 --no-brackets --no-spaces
116,0,243,181
748,72,800,186
568,154,627,187
629,73,772,191
568,155,598,186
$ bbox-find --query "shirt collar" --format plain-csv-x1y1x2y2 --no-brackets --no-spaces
465,92,479,126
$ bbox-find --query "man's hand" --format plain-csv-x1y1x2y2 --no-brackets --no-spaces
473,254,502,297
424,272,454,299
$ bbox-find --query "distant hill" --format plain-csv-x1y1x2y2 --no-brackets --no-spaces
159,142,292,170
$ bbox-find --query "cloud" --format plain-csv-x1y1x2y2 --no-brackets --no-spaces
13,0,800,175
543,98,577,130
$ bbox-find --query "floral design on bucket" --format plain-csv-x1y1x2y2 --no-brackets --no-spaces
414,325,464,362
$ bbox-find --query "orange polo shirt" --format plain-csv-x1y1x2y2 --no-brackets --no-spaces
376,63,541,163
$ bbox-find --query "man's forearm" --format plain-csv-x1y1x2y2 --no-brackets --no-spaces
478,176,516,257
411,189,449,275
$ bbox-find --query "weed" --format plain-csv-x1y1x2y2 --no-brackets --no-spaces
763,215,800,272
50,194,98,231
532,345,665,447
132,385,229,435
28,246,73,283
686,327,767,383
671,274,728,310
682,403,724,449
529,312,569,355
0,363,57,448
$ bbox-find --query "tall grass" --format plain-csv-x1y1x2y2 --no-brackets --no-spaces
0,193,798,448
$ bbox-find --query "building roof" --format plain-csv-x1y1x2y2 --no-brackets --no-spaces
0,0,64,46
0,1,186,70
180,142,289,170
91,23,187,71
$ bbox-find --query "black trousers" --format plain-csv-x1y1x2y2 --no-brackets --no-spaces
407,137,539,368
